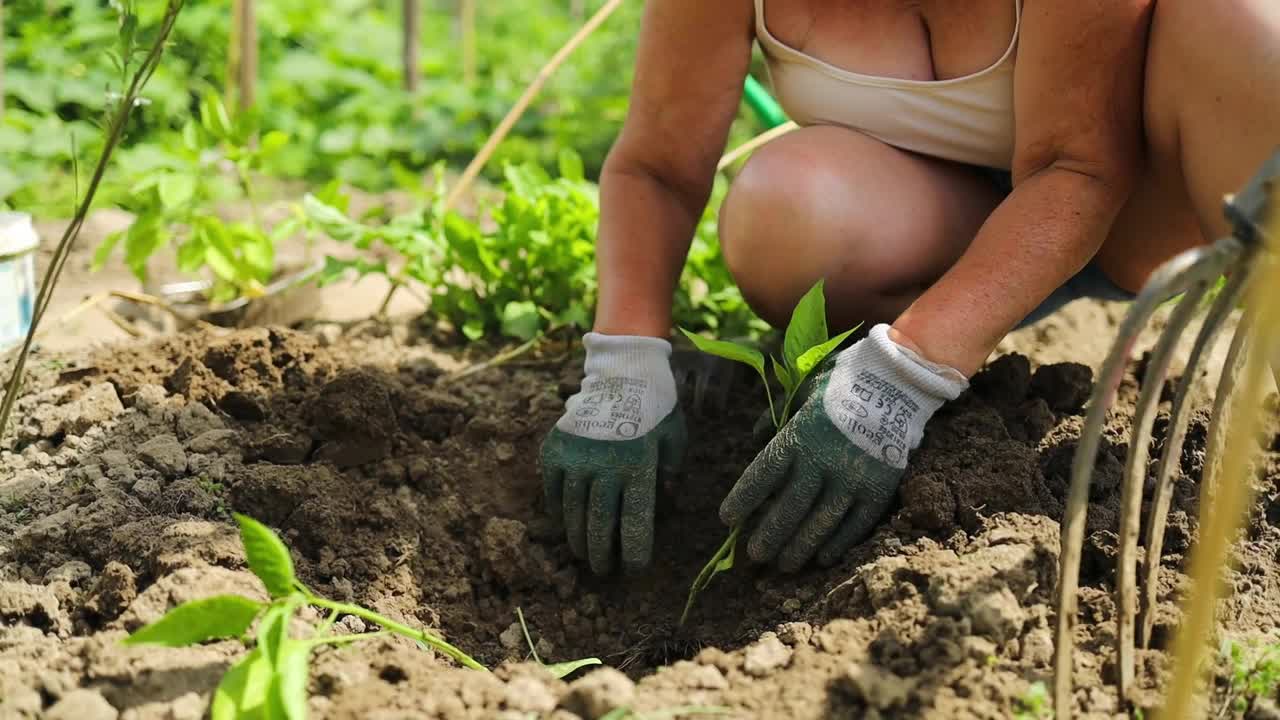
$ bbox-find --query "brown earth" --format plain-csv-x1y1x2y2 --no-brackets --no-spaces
1,301,1278,719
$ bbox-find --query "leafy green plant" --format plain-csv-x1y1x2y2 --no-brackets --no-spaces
92,93,294,303
302,156,762,343
123,514,485,719
1218,639,1280,718
678,280,858,624
1014,681,1052,720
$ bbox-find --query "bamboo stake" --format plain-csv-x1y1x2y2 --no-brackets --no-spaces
717,121,798,172
461,0,476,87
442,0,625,212
403,0,421,92
228,0,257,111
1161,200,1280,720
1,0,6,119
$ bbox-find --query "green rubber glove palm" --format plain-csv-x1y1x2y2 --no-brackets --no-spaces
541,333,688,575
721,324,969,571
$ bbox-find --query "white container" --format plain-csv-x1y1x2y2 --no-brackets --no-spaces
0,212,40,350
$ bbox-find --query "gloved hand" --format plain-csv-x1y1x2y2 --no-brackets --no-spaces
541,332,688,575
720,324,968,571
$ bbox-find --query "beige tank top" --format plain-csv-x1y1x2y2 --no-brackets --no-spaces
755,0,1022,170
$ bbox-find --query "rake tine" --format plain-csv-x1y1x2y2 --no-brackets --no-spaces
1053,243,1233,720
1115,239,1244,701
1138,250,1257,651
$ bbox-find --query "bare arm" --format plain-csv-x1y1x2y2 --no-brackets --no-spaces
592,0,755,338
893,0,1154,375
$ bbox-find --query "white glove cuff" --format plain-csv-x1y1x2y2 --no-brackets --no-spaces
556,333,678,441
822,324,969,467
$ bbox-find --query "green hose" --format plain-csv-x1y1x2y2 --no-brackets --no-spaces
742,75,788,129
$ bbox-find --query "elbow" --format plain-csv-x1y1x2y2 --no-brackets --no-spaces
602,131,716,221
1013,143,1144,210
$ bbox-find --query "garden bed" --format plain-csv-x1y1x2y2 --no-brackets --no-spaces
1,302,1278,719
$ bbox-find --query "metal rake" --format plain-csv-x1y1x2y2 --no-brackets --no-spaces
1053,149,1279,718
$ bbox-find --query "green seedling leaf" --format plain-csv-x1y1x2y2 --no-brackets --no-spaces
92,230,124,272
256,603,293,666
273,640,310,720
544,657,604,679
795,325,859,377
235,513,297,598
515,607,601,679
157,173,196,209
175,236,206,273
678,329,765,379
783,279,828,370
210,648,274,720
557,148,585,181
501,301,542,341
771,355,796,396
123,595,263,647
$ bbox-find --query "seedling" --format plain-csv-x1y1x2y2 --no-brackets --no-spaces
514,607,602,679
1013,681,1052,720
1218,639,1280,718
123,513,486,719
678,279,859,625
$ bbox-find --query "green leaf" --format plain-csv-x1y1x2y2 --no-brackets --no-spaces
176,236,206,273
259,131,290,156
122,214,166,282
599,710,632,720
157,173,196,210
543,657,603,679
92,231,124,272
678,329,764,379
795,326,859,377
236,227,275,280
234,514,297,599
256,604,293,667
557,148,585,181
462,318,486,341
500,301,541,341
273,640,310,720
771,355,796,396
201,94,234,141
783,280,828,370
210,648,274,720
122,595,263,647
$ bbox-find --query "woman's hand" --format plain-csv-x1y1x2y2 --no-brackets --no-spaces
720,324,968,570
541,333,688,575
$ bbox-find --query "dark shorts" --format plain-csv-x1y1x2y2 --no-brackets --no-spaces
982,169,1138,329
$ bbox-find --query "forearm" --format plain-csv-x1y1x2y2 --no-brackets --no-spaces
593,162,706,338
894,167,1128,375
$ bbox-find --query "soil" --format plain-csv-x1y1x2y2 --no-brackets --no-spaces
1,300,1278,720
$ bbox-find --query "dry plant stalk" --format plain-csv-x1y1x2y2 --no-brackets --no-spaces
460,0,476,87
228,0,257,111
1160,198,1280,720
717,121,798,171
442,0,625,212
0,0,186,442
403,0,421,92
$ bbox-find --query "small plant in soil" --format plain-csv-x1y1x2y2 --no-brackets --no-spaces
124,514,486,718
1013,680,1051,720
1218,639,1280,718
678,279,859,624
514,607,602,679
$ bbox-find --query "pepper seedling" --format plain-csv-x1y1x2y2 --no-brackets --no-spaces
678,279,860,624
123,514,486,719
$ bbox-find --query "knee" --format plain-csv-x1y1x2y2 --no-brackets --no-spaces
717,129,971,328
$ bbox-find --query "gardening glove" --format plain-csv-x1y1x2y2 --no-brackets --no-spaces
541,332,688,575
720,324,968,571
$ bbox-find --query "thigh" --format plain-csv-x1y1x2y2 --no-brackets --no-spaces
1099,0,1280,293
718,125,1004,329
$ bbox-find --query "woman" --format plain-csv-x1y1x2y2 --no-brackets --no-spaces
540,0,1280,576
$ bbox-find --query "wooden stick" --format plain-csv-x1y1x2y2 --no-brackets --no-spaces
403,0,421,92
717,121,798,172
1,0,6,119
443,0,625,212
229,0,257,111
461,0,476,87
